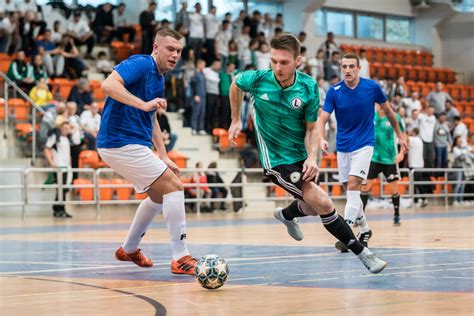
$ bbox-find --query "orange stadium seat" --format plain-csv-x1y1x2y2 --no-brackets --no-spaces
373,48,384,63
406,50,416,65
371,179,381,197
99,179,113,200
460,85,469,101
394,64,407,79
167,150,189,168
111,178,132,200
406,65,417,81
386,63,397,79
415,66,427,82
415,51,424,66
383,48,395,63
332,184,342,196
398,176,409,195
275,185,287,198
8,98,29,121
448,84,460,100
73,178,94,201
0,99,5,120
394,49,406,64
469,87,474,100
51,78,76,100
78,150,104,168
89,79,106,100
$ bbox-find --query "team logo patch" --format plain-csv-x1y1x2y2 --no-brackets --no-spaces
290,172,301,184
291,97,302,109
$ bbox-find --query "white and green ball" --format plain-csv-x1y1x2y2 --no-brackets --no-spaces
194,254,229,289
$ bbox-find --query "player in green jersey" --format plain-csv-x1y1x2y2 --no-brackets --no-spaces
227,33,387,274
363,103,406,226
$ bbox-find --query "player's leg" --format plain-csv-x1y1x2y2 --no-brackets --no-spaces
384,164,401,226
147,169,197,275
361,180,372,211
301,182,387,274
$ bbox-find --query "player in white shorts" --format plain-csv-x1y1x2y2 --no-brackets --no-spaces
317,52,407,252
97,28,197,275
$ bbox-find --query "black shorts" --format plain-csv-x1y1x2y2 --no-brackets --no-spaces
367,161,400,182
264,160,316,201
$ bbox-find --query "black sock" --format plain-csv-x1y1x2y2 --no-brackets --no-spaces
392,193,400,216
361,192,369,211
320,210,364,255
282,200,306,220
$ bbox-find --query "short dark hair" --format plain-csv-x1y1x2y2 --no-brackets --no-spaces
341,52,360,66
412,128,420,135
155,28,183,41
270,32,300,58
453,115,461,121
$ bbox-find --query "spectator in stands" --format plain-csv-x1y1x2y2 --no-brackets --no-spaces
255,42,271,70
190,161,212,212
359,48,370,79
67,11,95,59
175,1,190,33
204,5,219,65
58,34,86,79
96,51,113,76
51,20,63,43
39,101,66,148
29,54,48,82
228,40,239,68
219,62,235,129
190,59,207,135
405,109,419,133
188,2,205,60
44,119,73,218
434,112,452,170
206,161,228,211
417,106,436,169
402,91,422,117
452,115,468,147
113,3,135,43
203,59,221,134
157,108,177,152
92,3,115,44
80,102,101,150
445,100,459,128
408,128,426,207
17,0,38,16
6,50,34,90
273,13,284,31
246,10,261,39
298,31,307,45
1,11,21,54
160,19,171,30
426,82,452,115
298,46,308,72
319,32,339,60
260,13,273,38
215,20,232,71
235,25,251,69
2,0,16,13
382,77,396,100
139,2,158,54
36,29,63,78
391,92,403,112
19,11,46,56
323,51,340,81
29,78,53,110
452,135,470,206
182,49,196,127
395,76,408,98
232,10,246,38
66,101,83,180
241,38,258,69
307,49,325,80
68,78,93,114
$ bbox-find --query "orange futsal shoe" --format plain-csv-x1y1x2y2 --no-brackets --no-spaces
171,255,198,275
115,247,153,268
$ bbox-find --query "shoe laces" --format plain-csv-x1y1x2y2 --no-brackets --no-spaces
291,218,299,225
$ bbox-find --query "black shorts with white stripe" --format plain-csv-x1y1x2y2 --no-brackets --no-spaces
367,161,400,182
264,160,316,201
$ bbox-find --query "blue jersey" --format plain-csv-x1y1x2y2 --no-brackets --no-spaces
97,55,164,148
323,78,387,153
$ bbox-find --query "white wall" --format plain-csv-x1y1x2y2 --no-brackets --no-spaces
322,0,414,17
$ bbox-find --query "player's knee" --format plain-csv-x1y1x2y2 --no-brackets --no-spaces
319,196,334,213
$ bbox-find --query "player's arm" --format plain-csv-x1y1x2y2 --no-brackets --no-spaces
228,80,245,144
303,121,320,181
316,111,330,154
101,70,166,112
379,101,408,152
152,112,180,175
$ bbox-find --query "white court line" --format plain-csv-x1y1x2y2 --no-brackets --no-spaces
291,266,474,283
0,264,136,275
0,261,115,267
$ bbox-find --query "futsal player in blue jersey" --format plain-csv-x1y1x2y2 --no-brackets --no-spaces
317,52,408,252
97,28,197,275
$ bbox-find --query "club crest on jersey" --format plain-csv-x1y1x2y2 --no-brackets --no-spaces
291,97,302,109
290,172,301,184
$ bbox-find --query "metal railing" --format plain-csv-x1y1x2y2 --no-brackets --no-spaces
0,167,473,219
1,72,46,165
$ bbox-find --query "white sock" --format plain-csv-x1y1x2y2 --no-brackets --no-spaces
122,197,162,253
356,200,371,233
163,191,189,260
344,190,361,227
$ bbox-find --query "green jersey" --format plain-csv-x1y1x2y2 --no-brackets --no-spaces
372,112,405,164
236,69,319,169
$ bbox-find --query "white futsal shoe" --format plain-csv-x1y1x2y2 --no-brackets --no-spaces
357,248,387,274
273,207,304,241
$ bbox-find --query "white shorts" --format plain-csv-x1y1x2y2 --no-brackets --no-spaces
337,146,374,183
98,144,168,193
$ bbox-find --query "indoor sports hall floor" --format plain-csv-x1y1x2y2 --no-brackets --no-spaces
1,205,473,315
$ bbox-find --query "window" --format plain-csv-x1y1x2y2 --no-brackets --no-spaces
327,11,354,37
357,14,383,40
212,0,245,20
247,2,283,18
155,0,175,22
386,17,412,44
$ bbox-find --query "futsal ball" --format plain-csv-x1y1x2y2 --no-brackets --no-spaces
194,254,229,290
